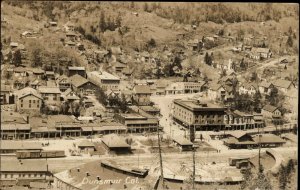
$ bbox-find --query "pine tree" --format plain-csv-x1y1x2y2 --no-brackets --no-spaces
13,49,22,67
287,35,293,47
99,11,106,32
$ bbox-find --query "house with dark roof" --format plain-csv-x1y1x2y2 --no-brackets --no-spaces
69,74,98,96
258,81,274,96
14,87,42,112
251,134,285,148
272,79,295,93
208,82,226,101
0,84,13,105
56,74,71,92
238,82,258,96
132,85,152,106
68,66,86,78
261,104,281,118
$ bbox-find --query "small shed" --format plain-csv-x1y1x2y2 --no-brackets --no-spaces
77,140,95,153
173,136,193,151
102,134,131,153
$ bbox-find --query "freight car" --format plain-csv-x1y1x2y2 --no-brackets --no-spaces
16,150,65,159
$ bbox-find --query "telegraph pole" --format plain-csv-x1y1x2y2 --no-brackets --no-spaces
192,146,196,190
157,125,165,189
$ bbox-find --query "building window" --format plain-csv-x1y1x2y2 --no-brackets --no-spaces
33,100,35,103
37,104,39,108
29,100,31,103
29,104,31,108
4,174,7,178
21,99,23,103
10,174,13,178
21,104,23,108
40,174,43,177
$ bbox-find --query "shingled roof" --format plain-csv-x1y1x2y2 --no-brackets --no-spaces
133,85,151,94
272,79,294,89
262,104,278,113
69,74,89,88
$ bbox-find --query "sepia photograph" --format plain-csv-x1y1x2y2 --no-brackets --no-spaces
0,1,298,190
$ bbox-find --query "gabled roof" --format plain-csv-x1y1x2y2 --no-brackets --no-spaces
259,81,272,88
209,82,223,91
15,87,42,99
272,79,293,89
173,136,193,146
252,134,285,144
56,74,69,83
78,140,95,147
38,86,61,94
262,104,279,113
69,74,90,88
133,85,151,94
228,131,249,139
102,134,130,148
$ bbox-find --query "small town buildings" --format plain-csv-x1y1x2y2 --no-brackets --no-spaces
87,71,120,92
261,104,281,118
225,110,256,130
172,136,193,151
32,68,45,79
223,132,256,149
208,82,226,101
132,85,152,106
251,134,286,148
60,88,80,102
0,84,13,105
77,140,95,153
114,112,159,133
0,158,52,188
102,134,131,153
55,74,71,92
165,82,207,95
172,99,226,131
249,47,272,60
44,71,55,80
238,82,258,96
69,74,98,96
272,79,295,93
68,66,86,78
1,123,31,140
138,105,160,116
38,85,61,104
258,81,274,96
0,141,42,153
14,87,42,112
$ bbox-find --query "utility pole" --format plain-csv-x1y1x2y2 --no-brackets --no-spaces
157,125,164,189
192,146,196,190
258,125,262,173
